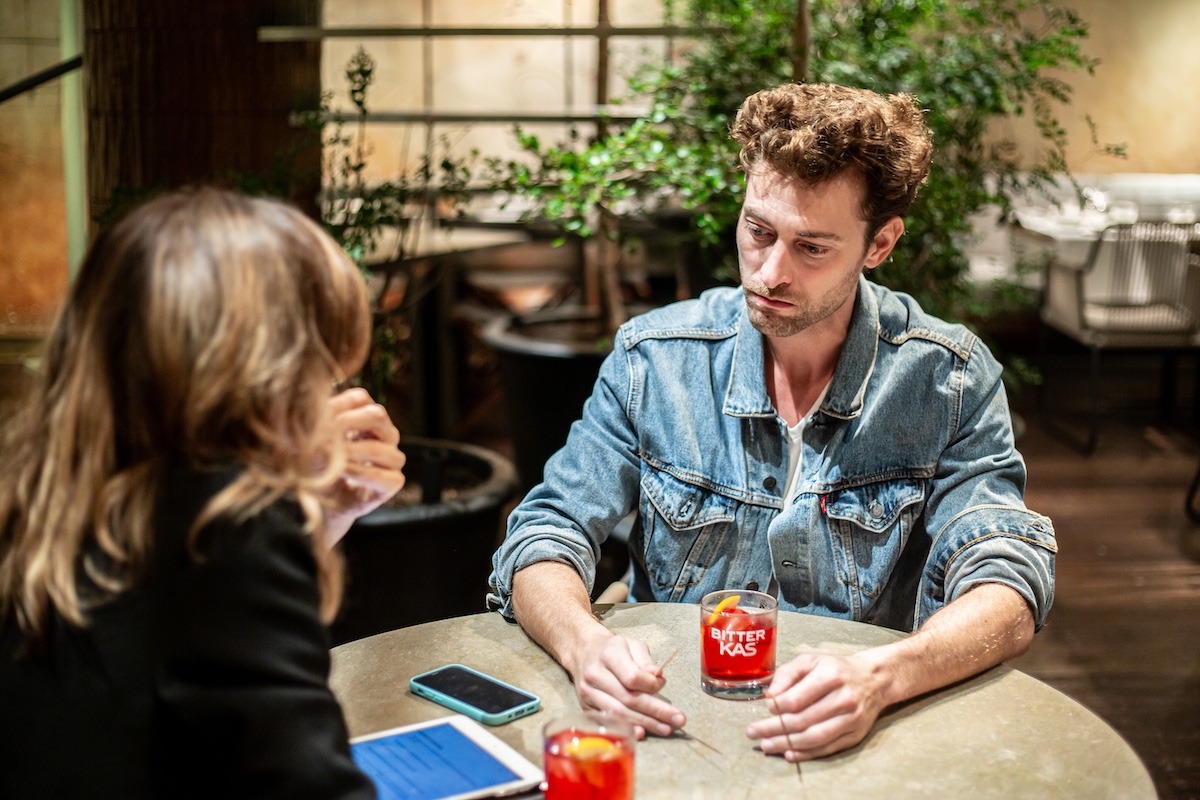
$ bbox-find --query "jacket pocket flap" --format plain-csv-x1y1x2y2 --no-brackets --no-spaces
641,468,735,531
825,480,925,533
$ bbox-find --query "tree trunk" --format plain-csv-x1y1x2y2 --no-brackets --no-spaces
792,0,812,82
597,208,628,334
85,0,321,225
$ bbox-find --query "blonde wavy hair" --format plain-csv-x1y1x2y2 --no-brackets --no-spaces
0,188,371,640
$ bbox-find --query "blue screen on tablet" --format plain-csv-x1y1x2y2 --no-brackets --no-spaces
351,723,521,800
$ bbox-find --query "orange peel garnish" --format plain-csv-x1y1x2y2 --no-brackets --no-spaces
564,736,620,762
706,594,741,625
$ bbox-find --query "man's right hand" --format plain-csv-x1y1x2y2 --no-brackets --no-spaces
566,627,687,738
510,561,686,739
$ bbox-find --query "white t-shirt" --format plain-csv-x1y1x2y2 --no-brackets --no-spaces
782,381,831,511
768,381,831,597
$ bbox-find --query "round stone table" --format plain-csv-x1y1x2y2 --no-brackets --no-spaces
329,603,1154,799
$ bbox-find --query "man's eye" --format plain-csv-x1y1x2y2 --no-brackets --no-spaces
804,245,827,256
747,222,768,237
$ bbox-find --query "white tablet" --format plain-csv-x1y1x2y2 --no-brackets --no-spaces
350,715,544,800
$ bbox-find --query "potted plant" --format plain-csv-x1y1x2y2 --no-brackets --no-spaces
330,436,517,644
310,48,519,642
308,47,479,413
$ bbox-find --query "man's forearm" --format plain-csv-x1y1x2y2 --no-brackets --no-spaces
861,582,1035,707
511,561,613,676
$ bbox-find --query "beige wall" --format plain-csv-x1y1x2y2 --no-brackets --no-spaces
1066,0,1200,173
992,0,1200,174
320,0,1199,181
320,0,670,182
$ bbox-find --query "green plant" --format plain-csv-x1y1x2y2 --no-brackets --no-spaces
487,105,740,333
802,1,1124,313
306,47,476,403
488,0,1123,360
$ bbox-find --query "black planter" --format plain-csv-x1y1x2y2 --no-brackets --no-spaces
330,436,518,645
481,308,612,492
481,310,630,598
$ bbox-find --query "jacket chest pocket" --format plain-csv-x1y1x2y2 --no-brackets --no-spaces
639,466,735,598
824,479,925,612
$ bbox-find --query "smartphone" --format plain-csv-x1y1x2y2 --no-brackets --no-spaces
409,664,541,726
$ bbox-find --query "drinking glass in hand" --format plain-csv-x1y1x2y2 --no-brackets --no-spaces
700,590,778,700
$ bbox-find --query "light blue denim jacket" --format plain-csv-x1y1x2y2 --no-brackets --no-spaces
489,278,1056,632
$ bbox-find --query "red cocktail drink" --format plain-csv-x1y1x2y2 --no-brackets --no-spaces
700,590,778,699
542,714,634,800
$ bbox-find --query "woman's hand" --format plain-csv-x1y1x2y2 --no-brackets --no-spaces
323,388,406,546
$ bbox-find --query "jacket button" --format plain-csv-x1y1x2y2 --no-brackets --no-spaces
868,500,885,519
745,581,760,591
763,476,777,490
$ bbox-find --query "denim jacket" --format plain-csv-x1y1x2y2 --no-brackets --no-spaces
489,278,1056,632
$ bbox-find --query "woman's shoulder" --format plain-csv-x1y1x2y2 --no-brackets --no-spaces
153,460,309,570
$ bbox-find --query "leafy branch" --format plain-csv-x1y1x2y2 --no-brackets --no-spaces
300,46,478,402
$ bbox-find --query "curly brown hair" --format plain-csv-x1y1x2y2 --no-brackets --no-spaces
730,82,933,237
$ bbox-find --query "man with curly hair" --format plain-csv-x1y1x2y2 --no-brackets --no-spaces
490,83,1056,760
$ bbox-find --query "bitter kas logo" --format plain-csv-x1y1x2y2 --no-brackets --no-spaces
708,625,767,656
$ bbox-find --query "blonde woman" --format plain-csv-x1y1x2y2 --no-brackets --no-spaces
0,188,405,798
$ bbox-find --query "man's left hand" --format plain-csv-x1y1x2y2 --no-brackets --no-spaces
745,652,890,761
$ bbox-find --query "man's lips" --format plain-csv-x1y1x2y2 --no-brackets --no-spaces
747,291,792,311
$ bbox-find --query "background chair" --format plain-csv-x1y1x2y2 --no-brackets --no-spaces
1039,222,1200,453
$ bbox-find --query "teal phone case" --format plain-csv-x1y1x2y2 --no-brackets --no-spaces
409,664,541,726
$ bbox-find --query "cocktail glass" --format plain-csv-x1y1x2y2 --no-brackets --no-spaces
700,589,778,700
542,712,635,800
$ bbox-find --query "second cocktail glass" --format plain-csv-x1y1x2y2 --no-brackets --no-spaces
542,712,635,800
699,589,778,700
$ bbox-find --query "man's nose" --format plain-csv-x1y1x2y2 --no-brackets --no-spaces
757,241,792,290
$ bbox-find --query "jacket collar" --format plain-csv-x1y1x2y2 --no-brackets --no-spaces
822,276,879,421
722,276,879,421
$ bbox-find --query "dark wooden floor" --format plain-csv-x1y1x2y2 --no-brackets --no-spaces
1007,354,1200,800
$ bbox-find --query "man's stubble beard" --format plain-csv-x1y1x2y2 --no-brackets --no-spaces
742,265,864,339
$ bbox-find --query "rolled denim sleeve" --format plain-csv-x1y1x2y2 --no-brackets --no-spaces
488,329,643,619
918,341,1057,630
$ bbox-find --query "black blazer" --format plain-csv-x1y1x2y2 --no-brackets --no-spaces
0,464,376,799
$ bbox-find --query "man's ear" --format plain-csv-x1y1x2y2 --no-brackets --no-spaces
864,217,905,270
